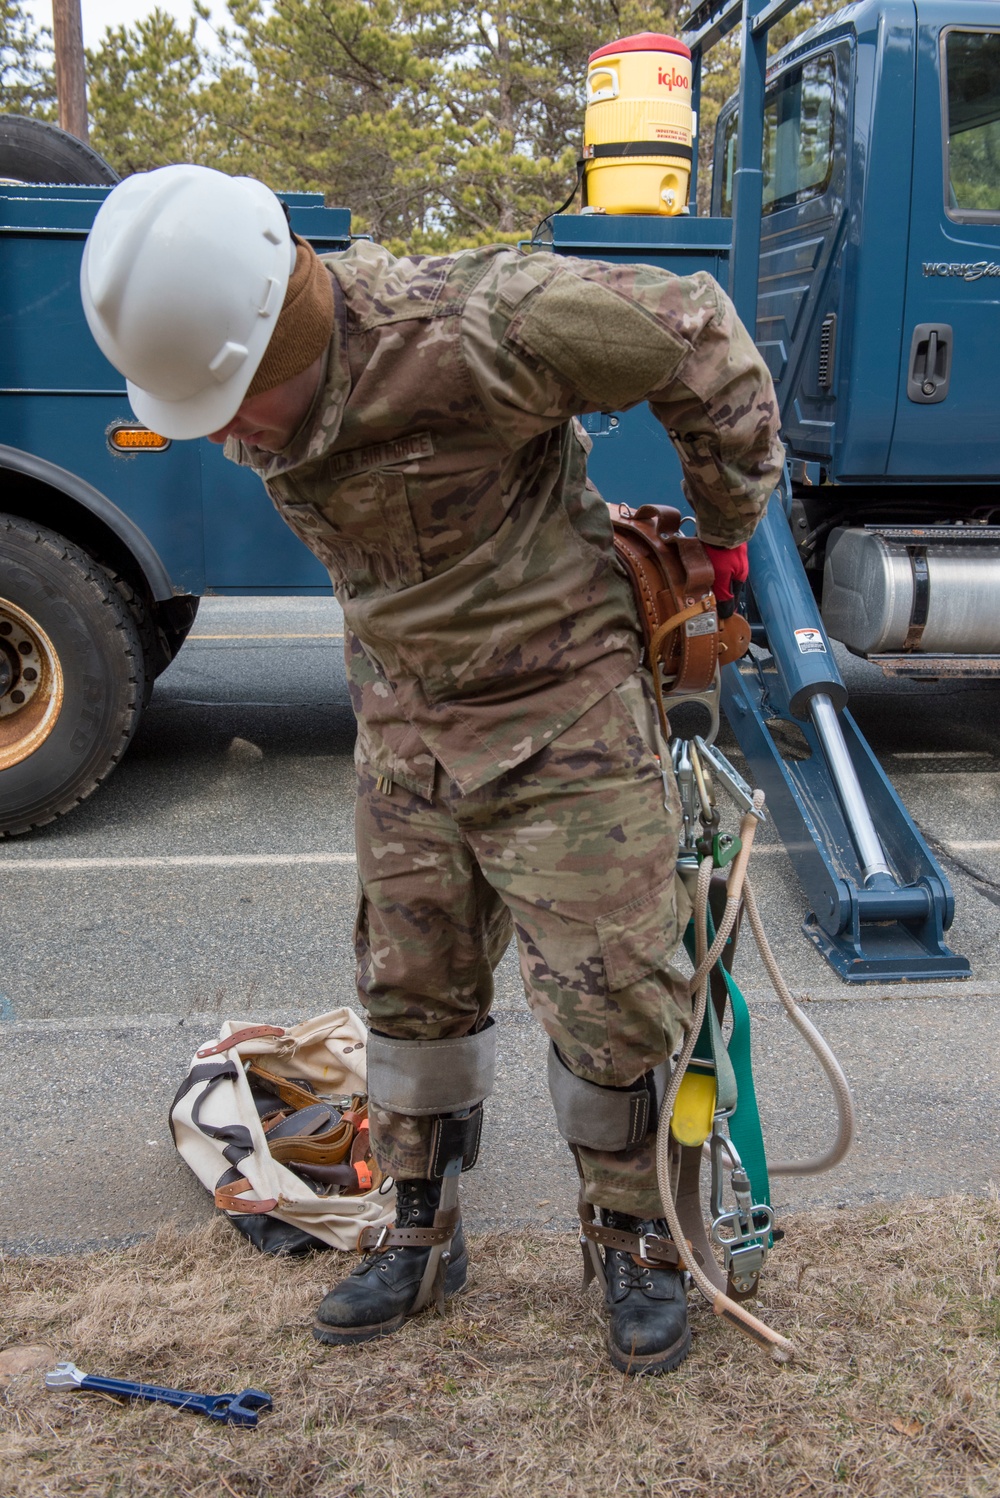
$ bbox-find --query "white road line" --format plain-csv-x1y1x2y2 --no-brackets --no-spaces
0,853,357,870
888,750,989,758
3,844,997,873
188,633,344,640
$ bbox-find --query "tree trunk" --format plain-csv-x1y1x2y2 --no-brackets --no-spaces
52,0,89,143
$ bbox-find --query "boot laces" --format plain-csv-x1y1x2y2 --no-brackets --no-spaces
613,1251,656,1295
606,1214,670,1294
357,1180,436,1274
396,1180,435,1228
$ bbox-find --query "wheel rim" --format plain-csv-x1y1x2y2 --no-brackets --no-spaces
0,597,65,771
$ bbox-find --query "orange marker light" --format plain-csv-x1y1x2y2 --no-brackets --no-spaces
108,425,171,452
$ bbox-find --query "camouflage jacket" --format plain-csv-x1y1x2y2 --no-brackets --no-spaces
229,243,783,797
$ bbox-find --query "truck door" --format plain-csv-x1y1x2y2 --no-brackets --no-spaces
713,39,853,466
888,9,1000,476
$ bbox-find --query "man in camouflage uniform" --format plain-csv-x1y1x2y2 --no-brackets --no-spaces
82,165,783,1375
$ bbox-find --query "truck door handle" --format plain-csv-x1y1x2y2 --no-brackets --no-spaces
906,323,952,404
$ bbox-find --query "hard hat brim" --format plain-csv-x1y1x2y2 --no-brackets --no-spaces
126,375,250,442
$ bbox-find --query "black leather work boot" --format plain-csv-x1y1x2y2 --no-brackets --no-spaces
312,1178,467,1345
600,1210,691,1375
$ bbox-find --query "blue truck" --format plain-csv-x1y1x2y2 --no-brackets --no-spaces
2,0,998,982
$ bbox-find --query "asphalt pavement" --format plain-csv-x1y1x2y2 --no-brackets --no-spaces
1,596,998,1254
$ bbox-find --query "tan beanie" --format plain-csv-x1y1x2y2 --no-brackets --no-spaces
245,236,335,399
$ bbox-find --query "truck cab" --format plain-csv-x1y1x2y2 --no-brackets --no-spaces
713,1,1000,667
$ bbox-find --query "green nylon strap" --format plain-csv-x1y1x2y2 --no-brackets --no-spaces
717,962,771,1208
682,917,770,1208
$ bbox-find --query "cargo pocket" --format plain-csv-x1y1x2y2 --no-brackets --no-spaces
595,873,689,1084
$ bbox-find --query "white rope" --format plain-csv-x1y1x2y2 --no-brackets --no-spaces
741,876,855,1176
654,792,796,1362
651,755,861,1359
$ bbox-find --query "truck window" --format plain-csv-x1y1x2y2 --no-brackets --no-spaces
944,29,1000,218
719,54,836,216
762,55,835,213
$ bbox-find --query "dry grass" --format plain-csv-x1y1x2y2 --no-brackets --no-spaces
1,1195,998,1498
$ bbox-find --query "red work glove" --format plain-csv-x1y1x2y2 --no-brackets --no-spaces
703,542,749,619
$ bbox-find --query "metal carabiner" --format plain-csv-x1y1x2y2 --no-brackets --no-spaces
673,737,697,851
709,1126,742,1220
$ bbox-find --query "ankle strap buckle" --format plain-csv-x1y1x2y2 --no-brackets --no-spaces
635,1231,675,1266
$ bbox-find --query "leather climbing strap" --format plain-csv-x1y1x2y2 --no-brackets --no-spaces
356,1209,460,1254
578,1215,682,1268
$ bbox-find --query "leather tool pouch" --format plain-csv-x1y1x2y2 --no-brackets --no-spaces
610,503,750,732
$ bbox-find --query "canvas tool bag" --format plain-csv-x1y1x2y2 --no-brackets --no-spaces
170,1008,394,1254
610,503,751,732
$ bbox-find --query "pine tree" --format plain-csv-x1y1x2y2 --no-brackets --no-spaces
78,0,846,244
0,0,55,116
197,0,684,247
198,0,448,246
87,9,206,175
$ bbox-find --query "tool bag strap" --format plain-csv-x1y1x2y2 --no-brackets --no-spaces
196,1025,286,1058
167,1060,240,1146
215,1176,280,1214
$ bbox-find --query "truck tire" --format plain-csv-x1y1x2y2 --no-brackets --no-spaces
0,515,146,837
0,114,119,186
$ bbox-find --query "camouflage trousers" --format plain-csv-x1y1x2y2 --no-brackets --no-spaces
354,670,692,1216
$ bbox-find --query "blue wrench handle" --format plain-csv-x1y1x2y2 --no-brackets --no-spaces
77,1375,271,1426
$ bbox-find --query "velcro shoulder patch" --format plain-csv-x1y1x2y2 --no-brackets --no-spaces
510,272,688,409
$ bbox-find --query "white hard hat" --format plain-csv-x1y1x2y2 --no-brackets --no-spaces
81,164,294,439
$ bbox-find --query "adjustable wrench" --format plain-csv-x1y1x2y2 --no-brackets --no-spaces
45,1361,272,1427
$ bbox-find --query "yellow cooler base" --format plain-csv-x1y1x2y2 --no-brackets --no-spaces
585,157,690,215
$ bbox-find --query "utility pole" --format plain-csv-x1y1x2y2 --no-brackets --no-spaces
52,0,89,144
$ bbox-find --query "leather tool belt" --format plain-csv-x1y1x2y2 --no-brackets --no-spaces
610,503,751,732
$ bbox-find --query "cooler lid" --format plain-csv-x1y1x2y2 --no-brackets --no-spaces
589,33,691,63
